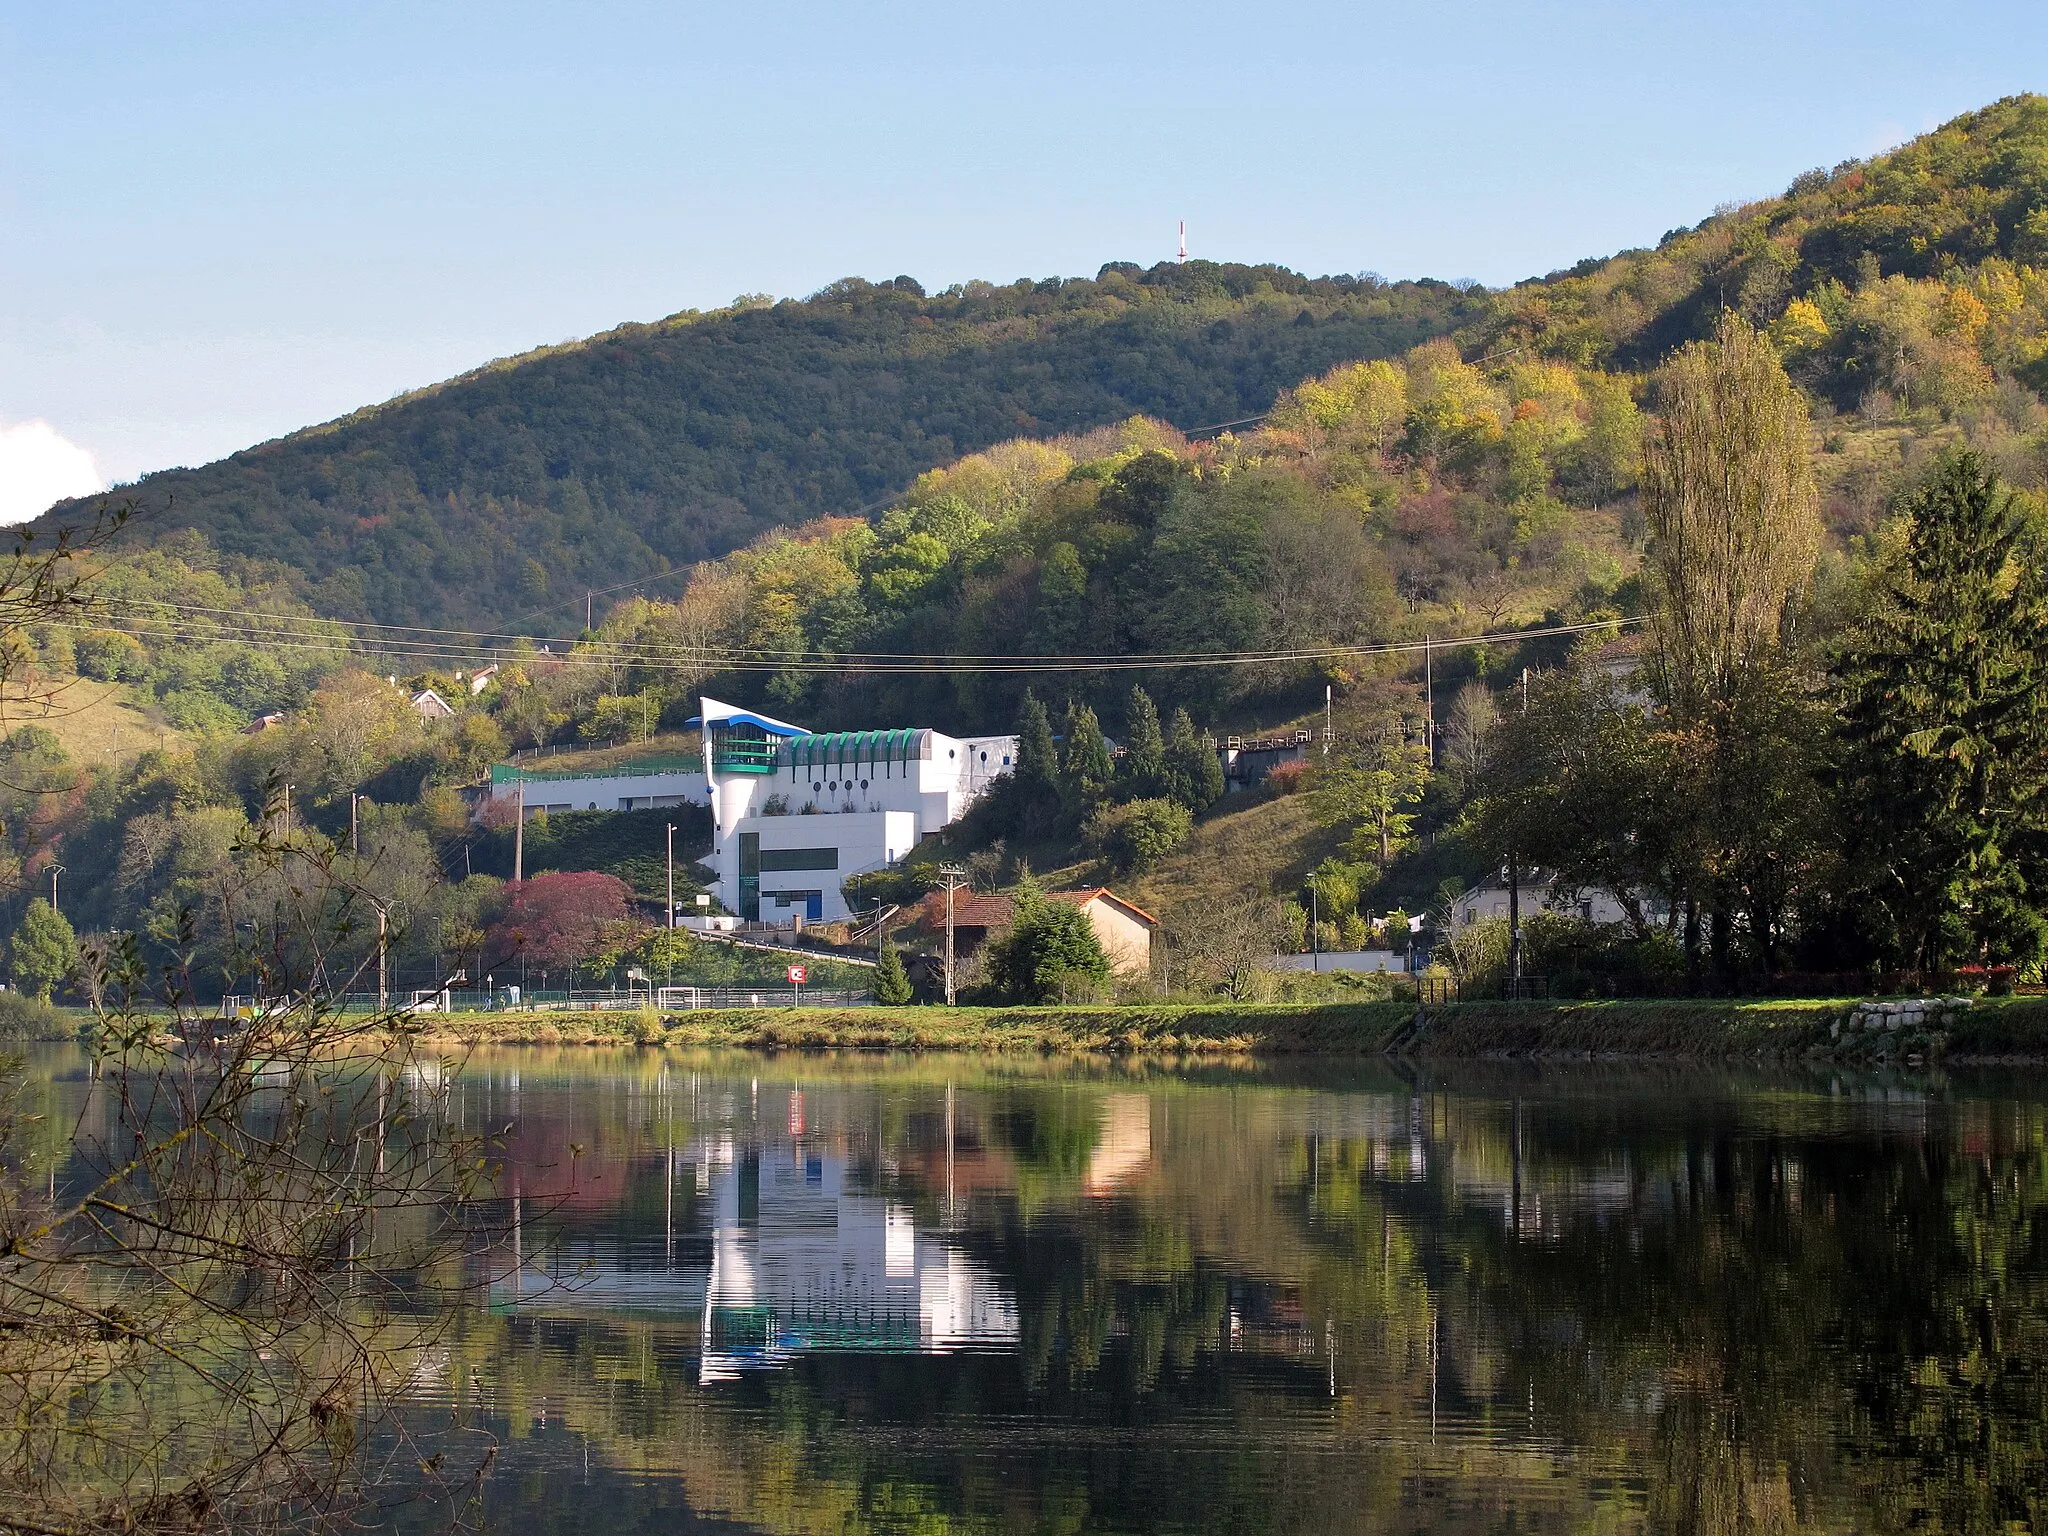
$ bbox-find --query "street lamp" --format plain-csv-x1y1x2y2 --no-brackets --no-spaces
48,864,64,919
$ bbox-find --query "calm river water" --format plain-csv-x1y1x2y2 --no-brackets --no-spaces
308,1052,2048,1531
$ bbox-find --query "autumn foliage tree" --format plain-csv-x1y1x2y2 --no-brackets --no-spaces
485,870,635,977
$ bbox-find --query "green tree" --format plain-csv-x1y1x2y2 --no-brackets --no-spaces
1641,312,1821,721
987,883,1112,1003
1464,662,1682,941
1162,707,1224,811
1835,452,2048,970
1306,857,1363,922
9,897,76,1001
1084,797,1192,874
1119,686,1165,799
1016,691,1059,793
1310,709,1431,866
1060,703,1113,806
872,940,914,1005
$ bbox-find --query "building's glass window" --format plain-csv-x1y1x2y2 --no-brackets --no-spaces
738,832,760,922
758,846,838,872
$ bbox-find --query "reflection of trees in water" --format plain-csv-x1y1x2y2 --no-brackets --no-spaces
397,1067,2048,1536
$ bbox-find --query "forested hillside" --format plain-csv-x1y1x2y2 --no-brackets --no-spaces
42,266,1477,628
11,95,2048,1002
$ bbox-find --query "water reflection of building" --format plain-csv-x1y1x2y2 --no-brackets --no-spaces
1084,1094,1153,1195
701,1149,1016,1382
491,1134,1017,1383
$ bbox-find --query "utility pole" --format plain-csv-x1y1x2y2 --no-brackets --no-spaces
513,777,526,883
1506,855,1523,996
665,823,676,932
936,864,970,1006
351,793,359,857
1322,684,1333,757
585,590,593,632
49,864,62,918
1521,666,1529,713
283,783,293,839
1424,637,1435,766
377,904,389,1013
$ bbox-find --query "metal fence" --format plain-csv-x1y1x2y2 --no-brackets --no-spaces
223,987,871,1016
657,987,870,1010
1418,975,1551,1006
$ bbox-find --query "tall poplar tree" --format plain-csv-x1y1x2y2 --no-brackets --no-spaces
1642,311,1821,719
1640,312,1825,977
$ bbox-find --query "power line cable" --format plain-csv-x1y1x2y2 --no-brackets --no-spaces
53,606,1644,677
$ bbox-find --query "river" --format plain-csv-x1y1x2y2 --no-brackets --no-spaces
333,1049,2044,1535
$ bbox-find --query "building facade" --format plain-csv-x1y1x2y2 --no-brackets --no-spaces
699,697,1016,925
487,756,711,816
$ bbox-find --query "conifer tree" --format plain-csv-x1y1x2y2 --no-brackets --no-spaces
1836,451,2048,970
1016,691,1058,788
871,940,914,1005
1163,707,1224,810
1060,702,1114,806
1120,686,1165,799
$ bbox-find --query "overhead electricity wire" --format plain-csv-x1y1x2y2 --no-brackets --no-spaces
59,600,1644,676
89,592,1643,666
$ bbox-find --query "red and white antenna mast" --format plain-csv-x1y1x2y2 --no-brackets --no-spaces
1177,220,1188,261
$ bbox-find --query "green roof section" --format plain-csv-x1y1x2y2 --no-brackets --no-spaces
783,729,926,769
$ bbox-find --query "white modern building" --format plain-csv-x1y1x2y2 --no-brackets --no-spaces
482,698,1015,924
698,697,1015,925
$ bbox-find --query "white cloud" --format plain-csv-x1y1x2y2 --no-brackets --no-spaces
0,420,106,524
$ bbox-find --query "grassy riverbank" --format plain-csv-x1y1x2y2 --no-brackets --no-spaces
20,995,2044,1061
409,995,2048,1060
414,1001,1418,1054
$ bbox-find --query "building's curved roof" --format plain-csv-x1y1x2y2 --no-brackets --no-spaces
685,709,810,738
784,728,929,768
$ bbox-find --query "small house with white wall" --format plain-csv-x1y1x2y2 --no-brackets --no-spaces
923,886,1158,976
1448,871,1648,928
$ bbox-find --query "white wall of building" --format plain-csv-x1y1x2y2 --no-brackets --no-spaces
700,697,1014,924
479,699,1014,925
489,767,710,817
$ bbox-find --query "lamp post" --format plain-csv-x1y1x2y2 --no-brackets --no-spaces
1304,878,1320,972
48,864,63,919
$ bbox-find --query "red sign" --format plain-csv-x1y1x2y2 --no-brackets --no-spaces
786,964,808,986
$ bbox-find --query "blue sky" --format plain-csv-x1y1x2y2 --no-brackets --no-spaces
3,1,2044,508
